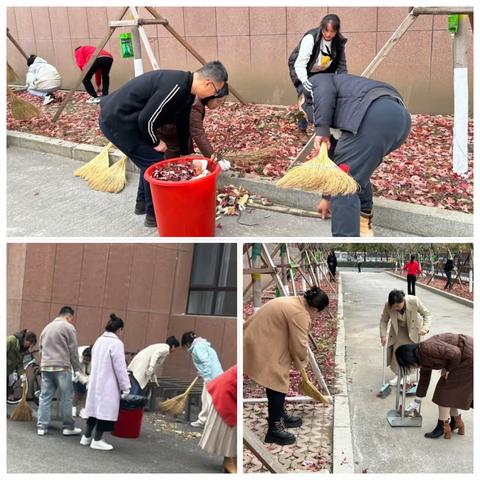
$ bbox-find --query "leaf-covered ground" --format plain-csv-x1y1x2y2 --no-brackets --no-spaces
417,276,473,301
7,91,473,213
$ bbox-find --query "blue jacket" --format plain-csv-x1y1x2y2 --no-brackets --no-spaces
189,338,223,383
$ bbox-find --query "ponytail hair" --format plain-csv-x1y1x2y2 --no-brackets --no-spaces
105,313,124,333
304,286,329,311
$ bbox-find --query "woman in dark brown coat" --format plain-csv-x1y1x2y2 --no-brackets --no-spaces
395,333,473,439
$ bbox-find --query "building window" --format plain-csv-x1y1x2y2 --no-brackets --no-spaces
187,244,237,316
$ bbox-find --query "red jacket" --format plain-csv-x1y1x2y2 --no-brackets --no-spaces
403,260,421,275
74,46,113,87
207,365,237,427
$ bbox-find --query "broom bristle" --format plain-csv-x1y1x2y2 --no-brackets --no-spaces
74,142,112,181
87,156,127,193
10,384,33,422
7,63,18,83
298,370,331,404
277,144,359,196
9,90,41,121
226,146,274,165
160,394,188,416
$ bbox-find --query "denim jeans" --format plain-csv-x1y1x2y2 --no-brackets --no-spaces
37,370,75,430
129,375,144,396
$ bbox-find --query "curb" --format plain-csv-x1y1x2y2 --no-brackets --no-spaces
7,130,138,173
386,271,473,308
8,130,473,237
332,274,354,474
217,173,473,238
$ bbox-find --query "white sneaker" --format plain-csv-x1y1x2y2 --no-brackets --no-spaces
79,408,87,419
37,429,47,436
90,439,114,450
72,406,77,417
92,97,101,104
62,427,82,436
86,97,96,104
80,435,92,446
190,420,205,428
43,94,54,105
389,376,398,386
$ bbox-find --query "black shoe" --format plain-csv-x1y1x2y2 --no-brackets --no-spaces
144,214,157,228
264,420,296,445
282,412,302,428
424,419,451,439
297,117,308,132
134,200,146,215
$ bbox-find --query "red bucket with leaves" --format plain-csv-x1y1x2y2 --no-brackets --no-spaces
144,157,221,237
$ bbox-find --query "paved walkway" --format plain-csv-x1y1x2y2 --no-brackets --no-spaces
341,271,473,473
243,401,333,473
7,407,221,473
7,147,408,237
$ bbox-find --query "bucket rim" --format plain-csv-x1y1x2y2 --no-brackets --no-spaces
144,156,221,187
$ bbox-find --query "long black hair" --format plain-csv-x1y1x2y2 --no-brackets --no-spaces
304,286,329,312
105,313,124,333
395,344,419,368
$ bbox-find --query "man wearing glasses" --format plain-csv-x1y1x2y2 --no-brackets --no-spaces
99,61,228,228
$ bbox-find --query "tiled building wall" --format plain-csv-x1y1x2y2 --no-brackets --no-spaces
7,243,236,379
7,7,473,113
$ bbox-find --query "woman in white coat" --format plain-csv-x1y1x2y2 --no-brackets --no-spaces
80,314,131,451
25,54,62,105
128,336,179,395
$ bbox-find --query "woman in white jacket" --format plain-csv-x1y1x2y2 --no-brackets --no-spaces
127,336,179,395
26,54,62,105
80,314,131,451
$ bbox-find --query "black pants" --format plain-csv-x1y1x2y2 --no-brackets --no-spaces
85,416,115,441
407,274,417,295
328,266,336,280
266,388,286,426
445,271,453,289
99,118,165,216
83,56,113,98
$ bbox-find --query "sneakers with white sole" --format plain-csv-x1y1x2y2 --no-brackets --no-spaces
80,435,92,446
62,427,82,436
42,94,55,105
37,429,47,436
190,420,205,428
79,408,87,419
90,439,114,450
86,97,97,104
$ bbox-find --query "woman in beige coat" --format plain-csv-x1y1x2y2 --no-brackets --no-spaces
379,289,432,386
244,286,329,446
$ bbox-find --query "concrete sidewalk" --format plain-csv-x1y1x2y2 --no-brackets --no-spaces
342,271,473,474
7,147,407,237
7,406,222,473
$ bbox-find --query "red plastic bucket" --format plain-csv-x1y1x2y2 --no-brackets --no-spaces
112,407,144,439
144,157,221,237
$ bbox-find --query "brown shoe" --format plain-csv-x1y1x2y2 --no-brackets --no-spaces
360,211,374,237
222,457,237,474
450,415,465,435
425,419,452,439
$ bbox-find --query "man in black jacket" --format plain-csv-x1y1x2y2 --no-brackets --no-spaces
304,73,411,237
99,61,228,227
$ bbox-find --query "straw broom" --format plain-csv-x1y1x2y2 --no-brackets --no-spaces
298,368,331,404
276,143,359,196
74,142,113,182
160,377,199,416
10,382,33,422
7,62,18,83
7,87,40,121
224,146,274,166
87,155,128,193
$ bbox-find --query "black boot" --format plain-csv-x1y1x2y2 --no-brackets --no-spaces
282,411,302,428
424,419,452,439
265,419,296,445
134,200,146,215
144,213,157,228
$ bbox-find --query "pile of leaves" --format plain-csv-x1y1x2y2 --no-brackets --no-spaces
150,162,196,182
146,412,202,441
417,277,473,301
216,184,273,217
7,91,473,212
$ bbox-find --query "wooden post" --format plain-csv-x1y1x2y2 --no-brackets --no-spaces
280,244,289,295
251,244,263,312
6,28,29,59
131,26,144,76
145,6,247,104
452,14,469,175
130,6,159,71
52,7,129,122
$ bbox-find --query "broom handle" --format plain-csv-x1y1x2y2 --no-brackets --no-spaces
184,376,199,395
7,28,29,60
382,344,386,385
21,381,28,401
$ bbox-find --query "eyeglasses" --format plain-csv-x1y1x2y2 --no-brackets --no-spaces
209,81,220,96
